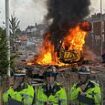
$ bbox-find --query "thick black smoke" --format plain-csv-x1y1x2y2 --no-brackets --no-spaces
46,0,90,51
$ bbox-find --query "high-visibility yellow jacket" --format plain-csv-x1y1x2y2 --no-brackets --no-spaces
69,80,102,105
36,83,67,105
3,84,34,105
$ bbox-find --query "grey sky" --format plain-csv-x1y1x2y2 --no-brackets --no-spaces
0,0,105,30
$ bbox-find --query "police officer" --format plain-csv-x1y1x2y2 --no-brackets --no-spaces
3,70,34,105
36,66,67,105
69,66,102,105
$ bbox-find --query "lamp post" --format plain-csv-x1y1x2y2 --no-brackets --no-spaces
5,0,10,77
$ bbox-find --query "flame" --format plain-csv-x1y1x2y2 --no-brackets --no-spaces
62,24,87,51
28,21,90,66
35,33,55,65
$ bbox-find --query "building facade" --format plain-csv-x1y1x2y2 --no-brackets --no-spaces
86,13,105,56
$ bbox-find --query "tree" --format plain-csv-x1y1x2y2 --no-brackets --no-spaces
9,15,20,52
0,27,8,74
9,15,20,38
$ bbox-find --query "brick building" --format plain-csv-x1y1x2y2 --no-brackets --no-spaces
86,13,105,56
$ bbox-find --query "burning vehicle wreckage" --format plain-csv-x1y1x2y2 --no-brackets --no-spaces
25,21,94,85
32,21,91,66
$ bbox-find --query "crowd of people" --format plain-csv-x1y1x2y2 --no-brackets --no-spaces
2,65,102,105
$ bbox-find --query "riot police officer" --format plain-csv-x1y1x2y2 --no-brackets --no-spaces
36,66,67,105
69,66,102,105
3,70,34,105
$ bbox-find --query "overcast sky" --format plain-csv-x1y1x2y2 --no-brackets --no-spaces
0,0,105,30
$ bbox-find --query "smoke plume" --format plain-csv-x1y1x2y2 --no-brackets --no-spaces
46,0,91,50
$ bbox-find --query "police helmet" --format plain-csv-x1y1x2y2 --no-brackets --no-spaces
44,66,58,78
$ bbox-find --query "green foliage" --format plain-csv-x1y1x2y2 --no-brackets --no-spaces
9,15,21,52
0,27,8,74
9,15,20,38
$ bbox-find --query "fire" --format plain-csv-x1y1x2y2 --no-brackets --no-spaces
62,24,87,51
35,33,55,65
29,21,91,66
